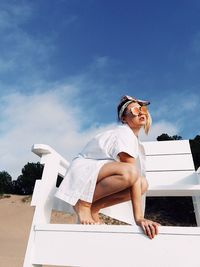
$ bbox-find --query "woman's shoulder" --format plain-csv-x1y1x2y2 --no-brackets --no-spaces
94,124,125,137
115,124,137,138
94,124,136,141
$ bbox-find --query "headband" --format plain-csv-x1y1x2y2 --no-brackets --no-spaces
118,100,133,121
118,96,150,121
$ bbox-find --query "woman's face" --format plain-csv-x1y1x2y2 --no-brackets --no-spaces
122,102,147,129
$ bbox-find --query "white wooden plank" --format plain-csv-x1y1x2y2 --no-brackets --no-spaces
32,143,70,169
146,154,195,171
143,140,191,155
33,225,200,267
25,141,200,267
101,200,135,225
101,194,146,225
31,180,42,206
57,163,68,177
34,224,200,235
146,171,198,187
147,184,200,196
193,196,200,226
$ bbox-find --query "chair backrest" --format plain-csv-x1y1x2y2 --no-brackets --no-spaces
31,140,198,220
144,140,194,171
143,140,197,196
101,139,199,224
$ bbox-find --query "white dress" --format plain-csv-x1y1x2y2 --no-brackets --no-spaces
55,124,146,205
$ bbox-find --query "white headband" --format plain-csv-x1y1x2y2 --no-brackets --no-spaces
118,100,133,121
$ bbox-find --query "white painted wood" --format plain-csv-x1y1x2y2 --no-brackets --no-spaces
101,194,146,225
32,224,200,267
32,144,69,177
193,196,200,226
193,167,200,226
146,171,200,196
23,152,64,267
34,223,200,234
31,180,42,206
147,184,200,196
32,144,69,166
143,140,191,155
146,171,197,186
23,141,200,267
146,154,195,171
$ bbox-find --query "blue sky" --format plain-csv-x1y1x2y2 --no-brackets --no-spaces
0,0,200,178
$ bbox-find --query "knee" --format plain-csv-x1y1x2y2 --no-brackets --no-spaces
122,165,139,187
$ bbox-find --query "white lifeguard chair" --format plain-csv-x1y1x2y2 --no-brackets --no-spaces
23,140,200,267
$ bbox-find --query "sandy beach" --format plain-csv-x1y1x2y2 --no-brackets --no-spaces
0,195,35,267
0,195,75,267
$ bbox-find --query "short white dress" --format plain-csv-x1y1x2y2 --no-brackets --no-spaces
55,124,146,205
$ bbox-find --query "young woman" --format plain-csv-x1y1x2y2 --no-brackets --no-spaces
55,95,160,239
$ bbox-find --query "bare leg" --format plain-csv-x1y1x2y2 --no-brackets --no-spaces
91,176,148,223
73,200,96,224
93,161,139,202
74,161,139,224
91,188,131,223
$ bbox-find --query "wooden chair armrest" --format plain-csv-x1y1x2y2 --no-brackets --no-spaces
31,144,70,209
32,144,69,168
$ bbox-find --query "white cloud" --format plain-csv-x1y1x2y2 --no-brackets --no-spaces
0,88,116,179
140,120,179,141
0,86,181,179
150,90,200,135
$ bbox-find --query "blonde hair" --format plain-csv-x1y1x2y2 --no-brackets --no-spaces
120,106,152,134
144,110,152,134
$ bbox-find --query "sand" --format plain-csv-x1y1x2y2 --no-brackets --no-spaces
0,195,76,267
0,195,33,267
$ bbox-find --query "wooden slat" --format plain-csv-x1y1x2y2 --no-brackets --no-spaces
146,154,195,171
147,184,200,196
34,224,200,235
32,225,200,267
143,140,191,155
146,171,198,187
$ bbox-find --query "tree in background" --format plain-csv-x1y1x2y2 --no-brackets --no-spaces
157,133,182,141
190,135,200,170
0,171,12,194
13,162,43,195
0,162,43,195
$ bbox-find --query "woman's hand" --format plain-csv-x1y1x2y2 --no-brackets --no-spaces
136,218,161,239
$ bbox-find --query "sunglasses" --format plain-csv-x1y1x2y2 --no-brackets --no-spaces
125,106,148,117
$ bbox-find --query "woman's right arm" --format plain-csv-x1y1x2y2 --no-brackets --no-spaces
118,152,160,239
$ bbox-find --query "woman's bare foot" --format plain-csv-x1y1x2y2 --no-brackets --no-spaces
73,200,96,224
91,206,104,224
